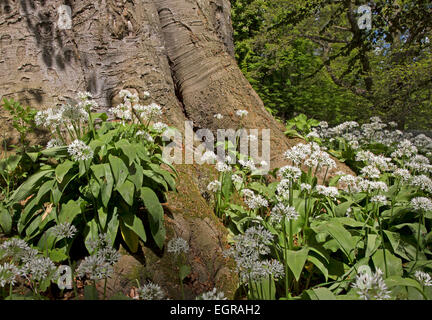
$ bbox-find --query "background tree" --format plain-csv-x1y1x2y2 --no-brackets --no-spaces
232,0,432,129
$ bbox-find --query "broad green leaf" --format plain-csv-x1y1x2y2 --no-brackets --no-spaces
84,285,99,300
106,209,119,247
372,249,403,277
0,206,12,234
303,287,336,300
58,199,82,224
116,180,135,206
84,218,100,254
120,210,147,243
140,187,165,249
129,163,144,191
179,265,191,281
286,247,309,281
120,220,139,253
9,169,54,204
109,154,128,187
49,247,68,263
366,234,381,257
55,160,75,184
319,220,356,261
115,140,137,166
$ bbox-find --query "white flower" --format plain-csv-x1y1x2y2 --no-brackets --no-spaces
315,185,339,199
143,91,151,98
214,113,223,120
67,139,93,161
112,103,132,121
0,263,21,287
277,165,301,181
361,165,381,179
415,271,432,286
196,288,227,300
51,222,77,239
153,122,168,133
238,159,256,171
76,255,113,280
201,151,218,163
410,175,432,194
136,130,154,142
77,91,93,101
22,257,56,282
236,110,249,117
207,180,221,193
216,162,231,172
371,195,388,205
352,268,391,300
300,183,312,192
167,237,189,255
231,174,243,184
46,138,62,149
411,197,432,212
241,189,268,210
270,203,299,223
138,282,165,300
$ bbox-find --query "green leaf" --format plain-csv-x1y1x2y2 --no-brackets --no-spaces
120,210,147,243
106,209,119,247
84,285,99,300
366,234,381,258
0,206,12,234
49,247,68,263
286,247,309,281
109,154,128,187
84,218,100,254
317,220,356,261
58,199,82,224
179,265,191,281
140,187,165,249
116,180,135,206
9,169,54,204
120,220,139,253
303,287,336,300
115,140,137,166
372,249,403,277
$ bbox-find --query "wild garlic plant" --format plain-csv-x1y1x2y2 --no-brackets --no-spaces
208,115,432,299
0,238,57,299
167,236,190,299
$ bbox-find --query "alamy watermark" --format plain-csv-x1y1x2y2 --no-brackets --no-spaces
161,121,271,174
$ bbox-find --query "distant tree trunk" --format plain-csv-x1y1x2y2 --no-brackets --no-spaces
0,0,352,298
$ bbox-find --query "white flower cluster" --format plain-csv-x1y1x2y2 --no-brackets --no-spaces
67,139,94,161
224,226,283,283
77,233,121,280
238,159,257,171
270,203,299,223
196,288,227,300
0,238,57,286
415,271,432,287
241,189,268,210
315,185,339,199
0,263,21,287
352,268,391,300
277,165,301,181
236,110,249,118
50,222,77,239
284,142,336,171
207,180,221,193
167,237,189,255
137,282,165,300
411,197,432,212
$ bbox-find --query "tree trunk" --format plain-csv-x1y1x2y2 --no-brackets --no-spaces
0,0,352,299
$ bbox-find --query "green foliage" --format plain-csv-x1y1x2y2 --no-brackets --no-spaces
1,98,37,148
231,0,432,129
